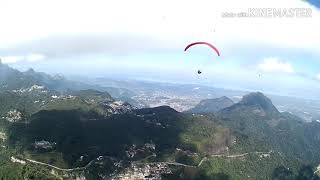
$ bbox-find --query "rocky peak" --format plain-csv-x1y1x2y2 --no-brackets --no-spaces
239,92,278,113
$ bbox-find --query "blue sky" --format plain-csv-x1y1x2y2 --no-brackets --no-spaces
0,0,319,99
307,0,320,8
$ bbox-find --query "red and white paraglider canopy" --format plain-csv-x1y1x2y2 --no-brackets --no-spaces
184,42,220,56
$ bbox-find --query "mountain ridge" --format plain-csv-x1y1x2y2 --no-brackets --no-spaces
219,92,280,119
187,96,234,114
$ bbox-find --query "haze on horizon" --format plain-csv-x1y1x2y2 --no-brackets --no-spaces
0,0,319,100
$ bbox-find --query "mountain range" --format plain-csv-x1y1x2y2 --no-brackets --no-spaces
186,96,234,114
0,63,319,179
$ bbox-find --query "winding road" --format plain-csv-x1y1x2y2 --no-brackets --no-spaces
11,150,273,172
12,157,95,172
210,150,273,158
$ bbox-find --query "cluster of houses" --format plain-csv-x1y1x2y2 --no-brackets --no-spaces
112,162,172,179
33,140,56,150
5,110,22,122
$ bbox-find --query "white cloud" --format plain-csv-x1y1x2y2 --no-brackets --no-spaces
258,57,295,73
26,54,46,62
316,73,320,80
1,53,45,64
0,0,319,55
1,56,24,64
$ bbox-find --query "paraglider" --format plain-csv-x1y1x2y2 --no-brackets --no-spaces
184,42,220,74
184,42,220,56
